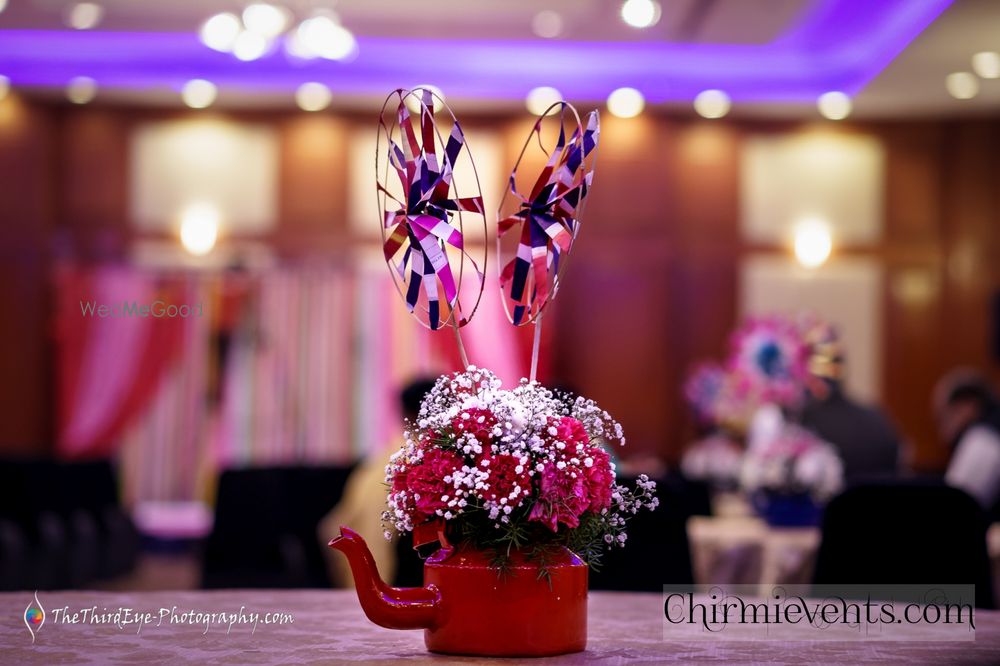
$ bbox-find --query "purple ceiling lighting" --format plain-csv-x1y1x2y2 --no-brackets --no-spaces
0,0,952,103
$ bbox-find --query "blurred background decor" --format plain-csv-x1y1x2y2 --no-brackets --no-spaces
0,0,997,609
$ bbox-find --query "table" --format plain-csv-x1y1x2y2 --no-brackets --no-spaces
689,511,1000,601
688,515,821,593
2,590,998,664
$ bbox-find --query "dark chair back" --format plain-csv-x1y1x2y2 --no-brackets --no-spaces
588,475,694,591
813,482,995,608
202,465,353,588
0,458,136,590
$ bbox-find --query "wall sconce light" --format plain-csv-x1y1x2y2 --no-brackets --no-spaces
179,202,220,256
793,217,832,268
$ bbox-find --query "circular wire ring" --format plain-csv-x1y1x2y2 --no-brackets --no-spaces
376,87,487,330
496,101,599,326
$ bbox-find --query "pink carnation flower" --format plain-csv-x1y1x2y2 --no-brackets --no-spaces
529,462,590,532
549,416,590,448
479,453,530,506
584,447,615,512
405,448,464,520
451,407,497,447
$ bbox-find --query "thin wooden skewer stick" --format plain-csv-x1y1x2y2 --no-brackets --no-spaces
451,305,470,369
529,310,544,383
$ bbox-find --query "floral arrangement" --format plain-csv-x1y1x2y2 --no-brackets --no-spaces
728,315,810,407
680,433,744,488
683,362,727,424
739,423,843,501
382,367,658,569
684,362,759,433
683,314,830,434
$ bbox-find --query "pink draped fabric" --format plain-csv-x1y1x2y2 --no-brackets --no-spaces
117,278,211,503
212,267,356,467
54,262,549,501
55,265,185,460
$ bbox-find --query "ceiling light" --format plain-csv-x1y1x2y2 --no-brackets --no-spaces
404,85,445,114
945,72,979,100
0,75,9,101
295,15,357,61
66,76,98,105
200,13,242,52
0,0,7,15
66,2,104,30
532,10,564,39
817,91,852,120
243,3,291,39
794,218,832,269
295,82,332,111
525,86,563,116
621,0,661,29
693,89,731,119
971,51,1000,79
606,87,645,118
233,30,270,61
181,79,218,109
179,203,220,256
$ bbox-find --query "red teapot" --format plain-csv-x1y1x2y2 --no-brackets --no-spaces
329,526,588,657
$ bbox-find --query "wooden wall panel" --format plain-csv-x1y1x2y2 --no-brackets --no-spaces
881,123,944,245
0,94,55,453
553,244,673,458
941,121,998,369
278,115,349,243
59,107,131,258
880,120,1000,470
666,120,741,460
582,115,673,234
883,260,948,468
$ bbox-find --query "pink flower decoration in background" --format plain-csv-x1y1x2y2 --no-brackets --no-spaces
728,316,810,407
740,423,844,501
683,362,727,423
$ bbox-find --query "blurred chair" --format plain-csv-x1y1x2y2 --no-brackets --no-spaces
659,470,713,517
813,482,995,608
202,465,353,589
0,517,29,591
589,475,694,592
0,459,138,590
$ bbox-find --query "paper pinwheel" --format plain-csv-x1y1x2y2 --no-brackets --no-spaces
497,103,599,327
376,88,487,331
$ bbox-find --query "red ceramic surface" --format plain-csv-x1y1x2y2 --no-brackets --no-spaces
329,526,588,657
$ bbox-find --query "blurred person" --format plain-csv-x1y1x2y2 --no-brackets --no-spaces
936,369,1000,511
319,378,436,588
798,321,901,481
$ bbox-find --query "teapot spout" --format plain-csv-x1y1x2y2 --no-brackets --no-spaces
328,526,441,630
